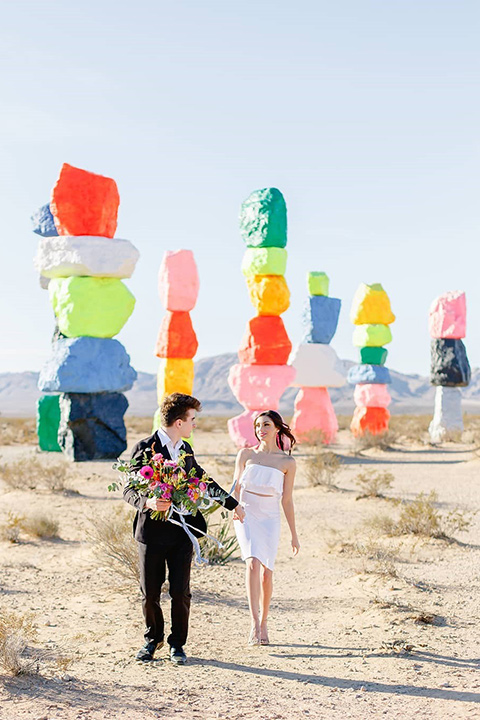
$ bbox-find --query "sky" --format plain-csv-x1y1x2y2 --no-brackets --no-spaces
1,0,480,378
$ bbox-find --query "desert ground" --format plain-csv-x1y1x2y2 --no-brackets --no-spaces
0,416,479,720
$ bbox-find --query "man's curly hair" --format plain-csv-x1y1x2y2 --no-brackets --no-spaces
160,393,202,427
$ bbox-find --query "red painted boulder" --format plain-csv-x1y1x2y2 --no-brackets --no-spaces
350,406,390,437
291,387,338,444
50,163,120,238
238,316,292,365
155,311,198,359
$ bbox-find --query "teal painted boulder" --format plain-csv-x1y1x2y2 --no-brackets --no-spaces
359,347,388,365
49,277,135,338
36,395,61,452
239,188,287,248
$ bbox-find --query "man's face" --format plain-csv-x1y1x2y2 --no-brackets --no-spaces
180,408,197,437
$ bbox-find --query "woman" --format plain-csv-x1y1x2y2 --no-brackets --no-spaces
233,410,300,646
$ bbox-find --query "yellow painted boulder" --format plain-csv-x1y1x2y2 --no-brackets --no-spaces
156,358,194,404
246,274,290,315
350,283,395,325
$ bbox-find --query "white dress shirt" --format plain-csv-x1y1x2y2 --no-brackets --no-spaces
156,427,185,461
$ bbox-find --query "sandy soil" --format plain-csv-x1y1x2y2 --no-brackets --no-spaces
1,426,480,720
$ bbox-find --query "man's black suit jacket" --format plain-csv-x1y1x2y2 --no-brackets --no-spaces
123,432,238,546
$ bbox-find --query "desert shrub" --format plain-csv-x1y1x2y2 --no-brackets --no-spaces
0,457,72,493
0,418,37,446
353,431,398,453
0,608,37,675
199,507,239,565
304,450,342,489
195,416,228,434
87,507,139,584
124,416,154,437
354,539,398,577
355,469,395,499
0,512,24,543
368,490,474,539
22,514,59,539
389,415,431,443
299,429,328,448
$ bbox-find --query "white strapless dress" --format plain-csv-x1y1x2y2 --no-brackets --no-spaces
233,464,284,571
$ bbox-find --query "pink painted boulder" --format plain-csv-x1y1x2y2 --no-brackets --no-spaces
158,250,200,312
228,364,296,411
429,291,466,339
291,387,338,444
228,410,258,448
354,383,391,408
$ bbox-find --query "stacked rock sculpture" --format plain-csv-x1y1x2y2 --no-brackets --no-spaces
348,283,395,437
33,163,139,461
428,291,470,442
153,250,200,430
228,188,295,448
290,272,345,443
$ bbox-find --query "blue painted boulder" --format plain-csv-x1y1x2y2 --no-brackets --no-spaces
58,392,128,461
38,337,137,393
347,364,392,385
302,296,341,344
31,204,58,237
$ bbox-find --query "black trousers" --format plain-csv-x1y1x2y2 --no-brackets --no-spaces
137,538,193,648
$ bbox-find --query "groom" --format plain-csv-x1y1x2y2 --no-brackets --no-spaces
124,392,245,665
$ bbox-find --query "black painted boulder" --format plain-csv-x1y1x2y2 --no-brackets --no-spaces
58,392,128,461
430,339,471,387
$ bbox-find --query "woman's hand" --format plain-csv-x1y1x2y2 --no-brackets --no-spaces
291,535,300,556
233,505,246,523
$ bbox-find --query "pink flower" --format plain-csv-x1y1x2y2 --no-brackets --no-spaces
164,460,178,468
149,480,161,490
198,481,207,492
152,453,164,462
139,466,154,480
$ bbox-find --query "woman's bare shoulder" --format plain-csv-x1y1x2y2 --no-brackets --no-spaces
237,447,255,461
284,454,296,469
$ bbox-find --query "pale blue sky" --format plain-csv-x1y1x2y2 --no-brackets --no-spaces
1,0,479,377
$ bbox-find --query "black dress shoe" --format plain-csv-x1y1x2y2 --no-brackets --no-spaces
170,646,187,665
136,640,163,662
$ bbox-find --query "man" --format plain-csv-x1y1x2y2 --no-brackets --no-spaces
124,392,245,665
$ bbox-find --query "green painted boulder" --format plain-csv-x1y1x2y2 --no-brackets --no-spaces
359,346,388,365
353,324,392,347
241,247,287,277
308,271,329,297
49,277,135,338
37,394,61,452
239,188,287,248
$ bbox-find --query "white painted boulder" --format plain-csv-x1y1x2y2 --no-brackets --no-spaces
428,386,464,443
289,343,346,388
34,236,140,278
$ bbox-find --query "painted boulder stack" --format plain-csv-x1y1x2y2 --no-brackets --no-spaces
290,272,345,443
33,163,138,460
428,291,470,442
228,188,295,448
348,283,395,437
153,250,200,430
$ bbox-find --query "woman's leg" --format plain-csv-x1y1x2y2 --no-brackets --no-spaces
245,557,261,642
259,565,273,643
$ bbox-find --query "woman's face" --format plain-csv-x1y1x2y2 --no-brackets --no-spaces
255,415,277,442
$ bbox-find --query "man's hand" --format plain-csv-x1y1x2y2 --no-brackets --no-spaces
233,505,245,523
145,498,172,512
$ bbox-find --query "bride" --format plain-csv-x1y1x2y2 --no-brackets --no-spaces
233,410,300,645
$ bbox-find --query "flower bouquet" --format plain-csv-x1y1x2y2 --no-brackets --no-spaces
109,449,212,521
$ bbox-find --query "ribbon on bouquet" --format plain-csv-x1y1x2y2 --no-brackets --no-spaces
163,483,238,566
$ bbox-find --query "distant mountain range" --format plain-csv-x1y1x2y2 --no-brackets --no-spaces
1,353,480,417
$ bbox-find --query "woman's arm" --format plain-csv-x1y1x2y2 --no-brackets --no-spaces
233,448,249,501
281,458,300,555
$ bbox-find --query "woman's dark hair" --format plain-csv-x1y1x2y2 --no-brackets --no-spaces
253,410,296,455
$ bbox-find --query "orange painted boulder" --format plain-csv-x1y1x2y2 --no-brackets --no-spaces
155,311,198,359
350,406,390,437
50,163,119,238
246,275,290,315
291,387,338,444
238,316,292,365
